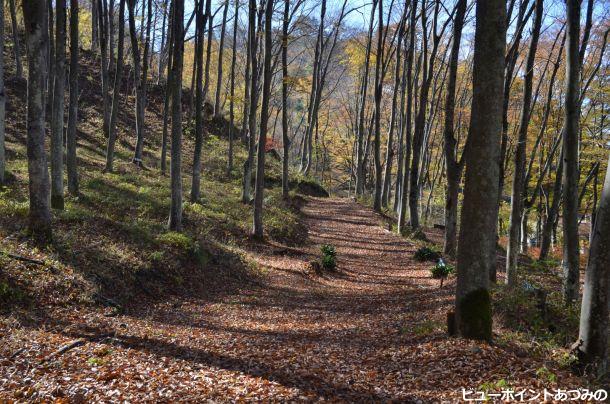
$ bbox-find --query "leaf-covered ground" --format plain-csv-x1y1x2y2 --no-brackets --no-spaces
1,197,585,402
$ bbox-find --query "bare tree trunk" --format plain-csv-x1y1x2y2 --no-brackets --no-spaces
281,0,290,198
505,0,543,286
23,0,52,244
66,0,79,195
47,0,55,112
253,0,273,238
105,0,125,172
191,0,208,202
50,0,67,210
562,0,581,304
160,1,173,174
92,0,98,51
157,0,168,83
355,0,377,196
241,0,258,203
168,0,184,231
227,0,239,176
8,0,22,79
454,0,505,341
577,153,610,377
372,0,383,212
214,0,229,117
442,0,466,257
98,0,111,137
108,0,115,69
0,0,5,186
397,0,416,234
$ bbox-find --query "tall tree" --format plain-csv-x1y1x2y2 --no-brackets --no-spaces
50,0,67,210
281,0,290,198
576,153,610,377
0,0,5,186
214,0,230,117
372,0,383,212
397,0,416,234
191,0,209,202
8,0,22,79
562,0,581,304
253,0,273,238
23,0,52,244
241,0,259,203
66,0,79,195
168,0,184,231
97,0,111,137
505,0,543,286
454,0,506,340
105,0,125,173
228,0,240,176
441,0,467,256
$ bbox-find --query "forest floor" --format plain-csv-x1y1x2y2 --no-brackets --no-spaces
1,196,586,402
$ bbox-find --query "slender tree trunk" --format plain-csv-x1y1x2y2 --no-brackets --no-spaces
562,0,581,304
191,0,208,202
66,0,79,195
253,0,273,238
506,0,543,286
105,0,125,172
0,0,5,186
23,0,52,244
577,153,610,377
355,0,377,196
454,0,506,341
398,0,416,234
92,0,98,51
157,0,167,83
50,0,67,210
98,0,110,137
241,0,258,203
442,0,466,257
228,0,239,176
214,0,229,117
8,0,22,79
168,0,184,231
281,0,290,198
160,1,174,174
372,0,383,212
108,0,115,69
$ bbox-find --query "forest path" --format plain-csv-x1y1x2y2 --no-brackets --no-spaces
4,198,573,402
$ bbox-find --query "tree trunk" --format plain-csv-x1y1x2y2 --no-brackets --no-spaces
228,0,239,176
191,0,208,203
454,0,505,341
253,0,273,238
214,0,229,117
23,0,52,244
506,0,543,286
97,0,111,137
66,0,79,195
160,1,173,174
0,0,5,186
442,0,466,257
8,0,22,79
50,0,67,210
168,0,184,231
241,0,258,203
577,153,610,377
562,0,581,304
105,0,125,173
281,0,290,198
91,0,98,51
397,0,416,235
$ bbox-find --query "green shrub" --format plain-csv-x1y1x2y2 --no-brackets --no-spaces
431,260,454,279
320,244,337,271
414,246,440,262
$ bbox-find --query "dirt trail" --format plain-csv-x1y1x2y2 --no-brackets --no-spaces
1,197,577,402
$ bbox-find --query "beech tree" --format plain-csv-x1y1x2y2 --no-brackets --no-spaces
562,0,581,304
66,0,79,195
23,0,52,243
454,0,506,341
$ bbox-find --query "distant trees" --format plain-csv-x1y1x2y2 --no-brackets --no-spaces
454,0,506,340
